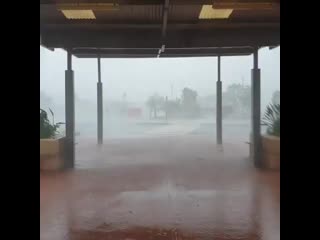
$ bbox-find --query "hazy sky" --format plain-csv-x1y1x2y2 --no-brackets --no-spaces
40,46,279,108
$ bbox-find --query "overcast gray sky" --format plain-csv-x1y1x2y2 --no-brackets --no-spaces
40,46,279,108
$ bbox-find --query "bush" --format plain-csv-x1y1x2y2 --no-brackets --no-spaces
40,108,63,139
263,103,280,137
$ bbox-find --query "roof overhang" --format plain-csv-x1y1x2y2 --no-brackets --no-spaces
40,0,280,58
70,47,256,58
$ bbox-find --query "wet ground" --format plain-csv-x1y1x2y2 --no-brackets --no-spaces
40,136,279,240
74,118,260,141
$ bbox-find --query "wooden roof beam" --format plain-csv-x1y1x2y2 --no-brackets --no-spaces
71,47,254,56
73,52,253,58
41,28,280,49
41,22,280,31
40,0,280,5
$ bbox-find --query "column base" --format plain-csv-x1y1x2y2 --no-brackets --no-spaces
216,144,224,152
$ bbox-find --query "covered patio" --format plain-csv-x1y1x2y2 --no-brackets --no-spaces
40,0,280,239
41,135,280,240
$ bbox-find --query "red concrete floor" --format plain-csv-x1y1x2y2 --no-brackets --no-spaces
40,136,280,240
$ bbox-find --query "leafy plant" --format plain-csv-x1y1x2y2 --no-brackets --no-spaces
181,87,200,117
40,108,63,139
146,94,165,119
262,103,280,137
223,83,251,114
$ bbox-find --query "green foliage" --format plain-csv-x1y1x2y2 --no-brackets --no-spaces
182,88,197,105
181,88,200,117
263,103,280,137
223,83,251,114
146,94,165,118
146,87,201,119
40,108,63,139
166,99,181,117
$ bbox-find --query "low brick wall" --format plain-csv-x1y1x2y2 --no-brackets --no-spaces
262,135,280,170
40,137,66,171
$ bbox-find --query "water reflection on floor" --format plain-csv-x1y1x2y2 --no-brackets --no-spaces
40,136,279,240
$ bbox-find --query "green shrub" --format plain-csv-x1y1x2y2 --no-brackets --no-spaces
263,103,280,137
40,108,63,139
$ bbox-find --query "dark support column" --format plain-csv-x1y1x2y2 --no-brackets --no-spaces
65,50,75,168
251,49,262,167
216,56,222,145
97,56,103,144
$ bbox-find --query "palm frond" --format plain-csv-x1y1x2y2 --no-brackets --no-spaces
263,103,280,137
40,108,62,139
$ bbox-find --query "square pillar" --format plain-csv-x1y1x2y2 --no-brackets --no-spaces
97,57,103,144
97,82,103,144
65,51,75,168
251,50,262,167
216,56,223,145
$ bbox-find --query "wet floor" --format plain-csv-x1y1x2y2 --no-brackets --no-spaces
40,136,279,240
